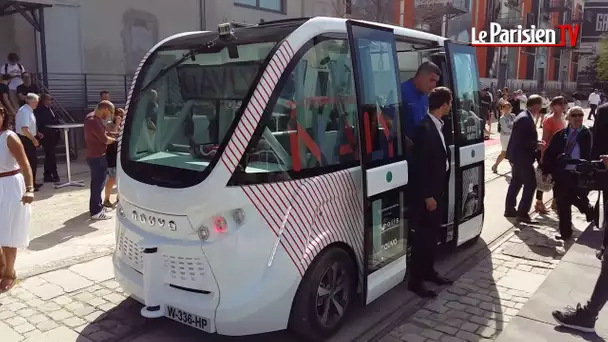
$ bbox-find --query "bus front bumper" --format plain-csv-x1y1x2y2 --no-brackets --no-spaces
113,222,220,333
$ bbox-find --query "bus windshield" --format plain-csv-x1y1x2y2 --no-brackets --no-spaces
120,27,294,188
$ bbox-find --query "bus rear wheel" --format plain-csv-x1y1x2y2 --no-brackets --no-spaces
289,247,356,341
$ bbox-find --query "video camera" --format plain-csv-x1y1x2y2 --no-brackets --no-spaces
558,155,608,191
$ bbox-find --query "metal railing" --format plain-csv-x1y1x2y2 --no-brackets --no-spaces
543,0,572,12
495,16,523,29
34,72,134,160
36,73,133,112
480,77,578,96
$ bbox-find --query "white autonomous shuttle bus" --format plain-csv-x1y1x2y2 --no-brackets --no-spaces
114,17,486,340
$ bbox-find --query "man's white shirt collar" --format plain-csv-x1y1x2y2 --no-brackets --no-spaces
428,112,449,170
428,112,444,128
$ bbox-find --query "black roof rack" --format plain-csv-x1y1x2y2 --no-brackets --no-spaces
229,22,257,29
257,17,311,26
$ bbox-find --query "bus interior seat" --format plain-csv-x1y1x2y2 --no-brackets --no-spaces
191,115,211,144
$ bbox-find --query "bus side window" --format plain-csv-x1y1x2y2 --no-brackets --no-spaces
429,54,454,146
240,38,360,179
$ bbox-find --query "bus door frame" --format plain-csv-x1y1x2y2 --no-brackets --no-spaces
346,20,409,305
444,40,486,247
428,51,458,250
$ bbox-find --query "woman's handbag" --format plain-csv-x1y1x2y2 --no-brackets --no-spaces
535,167,554,192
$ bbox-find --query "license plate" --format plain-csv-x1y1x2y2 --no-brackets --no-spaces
166,305,210,332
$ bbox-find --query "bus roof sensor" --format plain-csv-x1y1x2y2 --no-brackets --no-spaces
218,23,234,37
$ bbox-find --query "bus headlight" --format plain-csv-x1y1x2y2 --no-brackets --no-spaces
232,209,245,225
118,205,125,218
197,225,210,241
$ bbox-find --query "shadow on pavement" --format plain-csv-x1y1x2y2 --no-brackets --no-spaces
75,296,304,342
554,322,606,342
511,222,573,259
76,298,148,342
28,212,98,251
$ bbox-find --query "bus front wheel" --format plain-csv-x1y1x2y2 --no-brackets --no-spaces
289,247,356,341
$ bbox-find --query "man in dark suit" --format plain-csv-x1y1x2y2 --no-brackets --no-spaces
409,86,454,298
541,106,594,240
34,93,61,183
505,94,546,223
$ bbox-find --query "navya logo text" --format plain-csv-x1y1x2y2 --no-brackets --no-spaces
471,23,580,47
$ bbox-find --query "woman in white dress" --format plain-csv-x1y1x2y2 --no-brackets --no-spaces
491,102,516,173
0,107,34,293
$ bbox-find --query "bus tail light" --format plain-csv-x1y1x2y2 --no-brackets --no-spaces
214,216,227,232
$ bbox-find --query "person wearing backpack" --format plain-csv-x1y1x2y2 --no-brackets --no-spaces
16,73,39,107
0,53,25,110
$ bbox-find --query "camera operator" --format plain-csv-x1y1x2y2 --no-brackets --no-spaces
541,106,594,240
552,155,608,334
593,103,608,229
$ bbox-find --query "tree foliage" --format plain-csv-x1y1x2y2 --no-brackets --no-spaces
333,0,395,24
596,36,608,81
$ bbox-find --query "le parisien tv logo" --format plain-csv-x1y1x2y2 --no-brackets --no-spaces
471,23,580,47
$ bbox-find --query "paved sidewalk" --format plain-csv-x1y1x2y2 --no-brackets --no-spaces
496,224,608,341
379,200,594,342
16,158,115,278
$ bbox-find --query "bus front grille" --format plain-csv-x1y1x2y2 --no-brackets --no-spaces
117,229,209,291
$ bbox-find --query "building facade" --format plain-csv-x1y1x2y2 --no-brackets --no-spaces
0,0,583,104
398,0,580,91
0,0,327,76
577,0,608,90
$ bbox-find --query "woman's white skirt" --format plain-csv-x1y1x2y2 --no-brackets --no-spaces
0,174,31,248
500,134,511,152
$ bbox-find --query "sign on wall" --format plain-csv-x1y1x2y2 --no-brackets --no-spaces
582,4,608,42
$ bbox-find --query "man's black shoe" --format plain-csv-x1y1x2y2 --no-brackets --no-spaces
408,283,437,298
556,233,573,241
552,304,597,333
34,183,43,192
516,215,538,224
52,174,60,183
504,210,517,218
426,273,454,286
43,176,55,183
585,206,598,224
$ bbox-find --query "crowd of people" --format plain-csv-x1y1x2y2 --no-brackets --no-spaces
484,89,607,334
400,62,608,334
0,51,122,292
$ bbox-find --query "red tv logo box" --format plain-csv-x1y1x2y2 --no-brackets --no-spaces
471,23,580,47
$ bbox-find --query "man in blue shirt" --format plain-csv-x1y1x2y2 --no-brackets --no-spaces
401,62,441,142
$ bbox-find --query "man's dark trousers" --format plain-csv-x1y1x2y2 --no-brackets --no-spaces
553,175,591,237
590,104,598,120
87,156,107,216
506,162,536,216
409,201,442,286
18,134,37,183
41,131,59,179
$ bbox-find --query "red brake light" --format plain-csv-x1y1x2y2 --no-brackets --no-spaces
214,216,227,232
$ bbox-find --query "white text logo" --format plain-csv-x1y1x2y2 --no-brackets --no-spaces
471,23,580,47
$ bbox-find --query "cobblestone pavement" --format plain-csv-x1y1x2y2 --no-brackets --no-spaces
379,205,590,342
0,256,142,342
